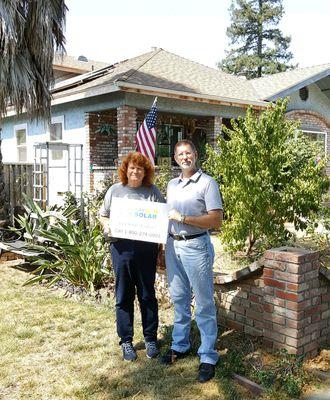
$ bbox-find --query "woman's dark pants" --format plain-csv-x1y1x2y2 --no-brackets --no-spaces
110,239,159,344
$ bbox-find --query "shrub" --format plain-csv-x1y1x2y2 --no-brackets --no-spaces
204,98,330,255
155,162,172,198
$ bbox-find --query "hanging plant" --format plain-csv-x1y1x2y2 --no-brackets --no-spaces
95,123,116,136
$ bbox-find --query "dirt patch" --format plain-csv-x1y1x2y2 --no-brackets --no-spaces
305,349,330,372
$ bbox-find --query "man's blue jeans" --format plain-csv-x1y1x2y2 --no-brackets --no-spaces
165,234,219,365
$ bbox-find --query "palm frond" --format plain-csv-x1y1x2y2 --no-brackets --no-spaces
0,0,67,120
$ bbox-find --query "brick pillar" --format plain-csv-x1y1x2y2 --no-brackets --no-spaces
263,247,320,358
206,116,222,148
117,105,137,161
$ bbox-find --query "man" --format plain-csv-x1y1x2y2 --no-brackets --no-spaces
159,140,223,383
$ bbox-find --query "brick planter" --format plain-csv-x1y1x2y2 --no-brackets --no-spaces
263,247,322,358
215,247,330,359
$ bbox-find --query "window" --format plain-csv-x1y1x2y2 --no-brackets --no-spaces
302,129,327,156
49,116,64,160
15,124,27,162
156,124,183,165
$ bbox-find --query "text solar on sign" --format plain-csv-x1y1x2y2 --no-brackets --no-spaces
109,197,169,244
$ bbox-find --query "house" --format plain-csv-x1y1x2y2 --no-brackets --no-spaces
1,48,329,206
252,63,330,176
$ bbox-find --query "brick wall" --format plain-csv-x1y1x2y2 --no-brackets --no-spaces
216,274,264,337
286,110,330,175
86,110,118,192
88,110,118,166
117,105,137,160
215,247,330,359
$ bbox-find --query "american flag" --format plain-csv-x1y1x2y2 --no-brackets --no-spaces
136,97,157,164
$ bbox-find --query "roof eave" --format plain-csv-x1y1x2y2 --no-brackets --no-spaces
4,82,121,117
264,68,330,101
115,81,268,109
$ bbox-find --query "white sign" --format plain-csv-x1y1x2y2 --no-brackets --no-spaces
109,197,169,244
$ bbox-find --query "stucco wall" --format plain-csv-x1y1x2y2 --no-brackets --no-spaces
287,83,330,122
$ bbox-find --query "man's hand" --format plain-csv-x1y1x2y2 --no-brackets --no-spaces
168,209,182,222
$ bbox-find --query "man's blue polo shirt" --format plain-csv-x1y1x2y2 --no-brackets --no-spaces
167,169,223,236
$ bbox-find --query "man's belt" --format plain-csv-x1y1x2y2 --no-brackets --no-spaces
169,232,207,241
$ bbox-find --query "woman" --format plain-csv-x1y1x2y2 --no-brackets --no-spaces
100,152,165,361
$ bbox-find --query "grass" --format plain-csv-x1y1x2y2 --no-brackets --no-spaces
0,263,328,400
0,263,244,400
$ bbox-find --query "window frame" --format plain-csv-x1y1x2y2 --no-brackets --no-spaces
14,123,28,162
48,115,64,143
299,129,327,156
48,115,65,160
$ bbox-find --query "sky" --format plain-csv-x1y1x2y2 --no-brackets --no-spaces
64,0,329,69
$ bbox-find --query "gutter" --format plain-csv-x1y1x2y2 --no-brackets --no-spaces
115,81,268,110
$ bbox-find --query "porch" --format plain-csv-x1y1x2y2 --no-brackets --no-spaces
85,105,225,192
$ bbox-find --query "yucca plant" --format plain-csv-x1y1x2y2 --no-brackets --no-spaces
24,218,109,292
14,195,110,292
13,194,78,242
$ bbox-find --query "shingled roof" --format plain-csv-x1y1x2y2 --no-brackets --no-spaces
52,48,266,108
251,63,330,100
51,49,330,108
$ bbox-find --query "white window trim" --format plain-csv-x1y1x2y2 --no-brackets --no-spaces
48,115,65,142
14,123,28,162
301,129,327,156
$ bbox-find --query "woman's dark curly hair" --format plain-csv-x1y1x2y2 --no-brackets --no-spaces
118,152,154,187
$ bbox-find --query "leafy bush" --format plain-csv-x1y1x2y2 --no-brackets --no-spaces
155,162,172,198
204,98,330,255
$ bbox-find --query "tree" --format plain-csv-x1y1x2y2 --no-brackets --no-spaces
219,0,295,79
0,0,66,221
203,99,330,255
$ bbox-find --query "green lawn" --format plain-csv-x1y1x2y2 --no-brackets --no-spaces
0,263,235,400
1,262,328,400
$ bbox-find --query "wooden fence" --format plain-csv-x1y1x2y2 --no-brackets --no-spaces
3,163,34,213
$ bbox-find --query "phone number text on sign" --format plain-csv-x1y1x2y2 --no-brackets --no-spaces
109,197,169,244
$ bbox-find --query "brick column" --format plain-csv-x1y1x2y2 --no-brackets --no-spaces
117,105,137,161
263,247,320,358
206,116,222,148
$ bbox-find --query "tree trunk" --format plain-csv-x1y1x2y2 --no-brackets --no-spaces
257,0,263,77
